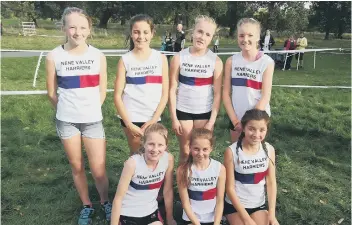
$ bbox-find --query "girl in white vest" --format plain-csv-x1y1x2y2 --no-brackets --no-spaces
111,124,177,225
46,7,111,225
169,15,223,163
223,109,279,225
177,128,226,225
223,18,275,143
114,14,169,155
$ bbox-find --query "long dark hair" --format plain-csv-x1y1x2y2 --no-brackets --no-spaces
236,109,274,166
125,14,155,51
178,128,215,188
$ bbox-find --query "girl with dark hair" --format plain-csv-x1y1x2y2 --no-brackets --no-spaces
177,128,226,225
223,109,279,225
114,14,169,155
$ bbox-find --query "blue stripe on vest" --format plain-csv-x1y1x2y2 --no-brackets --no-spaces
179,74,195,85
231,78,247,87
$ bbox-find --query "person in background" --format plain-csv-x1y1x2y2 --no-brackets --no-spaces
213,35,220,53
165,31,174,62
296,32,308,69
260,29,275,51
174,23,186,52
161,31,168,51
283,35,296,71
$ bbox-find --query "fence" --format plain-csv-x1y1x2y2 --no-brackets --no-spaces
21,22,36,36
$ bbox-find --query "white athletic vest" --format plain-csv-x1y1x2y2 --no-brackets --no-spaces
231,52,274,121
225,142,271,208
182,159,221,223
121,49,163,122
177,48,217,114
51,45,102,123
121,152,169,217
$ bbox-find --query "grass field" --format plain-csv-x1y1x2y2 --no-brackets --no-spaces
1,32,351,225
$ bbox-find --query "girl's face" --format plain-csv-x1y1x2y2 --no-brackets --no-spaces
243,119,268,145
144,132,167,162
131,21,153,50
237,23,260,51
190,138,212,162
192,20,216,50
63,13,90,47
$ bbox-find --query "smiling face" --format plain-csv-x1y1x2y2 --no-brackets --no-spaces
237,23,260,51
243,119,268,145
63,12,90,47
131,21,153,50
190,138,212,163
192,20,216,50
143,132,167,162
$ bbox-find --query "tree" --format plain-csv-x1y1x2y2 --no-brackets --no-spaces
309,1,351,40
1,1,40,27
224,2,255,37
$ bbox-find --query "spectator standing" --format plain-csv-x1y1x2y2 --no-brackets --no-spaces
283,35,296,71
260,30,275,51
174,24,186,52
296,33,308,68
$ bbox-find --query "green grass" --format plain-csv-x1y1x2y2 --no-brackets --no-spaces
1,34,351,225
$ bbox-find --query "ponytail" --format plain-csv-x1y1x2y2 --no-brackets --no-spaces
179,154,193,188
261,141,275,166
236,132,245,165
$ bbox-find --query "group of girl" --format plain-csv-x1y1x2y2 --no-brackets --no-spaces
46,6,278,225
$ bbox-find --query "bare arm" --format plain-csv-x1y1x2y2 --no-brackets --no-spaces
176,166,201,225
46,52,58,109
205,56,223,130
222,57,240,127
266,144,278,224
255,61,274,110
111,158,136,225
163,154,176,224
168,54,180,122
223,147,252,222
214,165,226,225
141,54,169,133
99,53,107,105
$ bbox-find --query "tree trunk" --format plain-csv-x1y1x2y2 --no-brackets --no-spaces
324,29,330,40
337,23,344,39
229,24,236,37
99,11,111,29
32,17,38,28
121,18,126,26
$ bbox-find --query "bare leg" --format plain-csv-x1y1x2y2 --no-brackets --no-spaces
177,120,194,164
83,137,109,203
251,210,269,225
62,134,91,205
226,213,245,225
123,127,142,155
